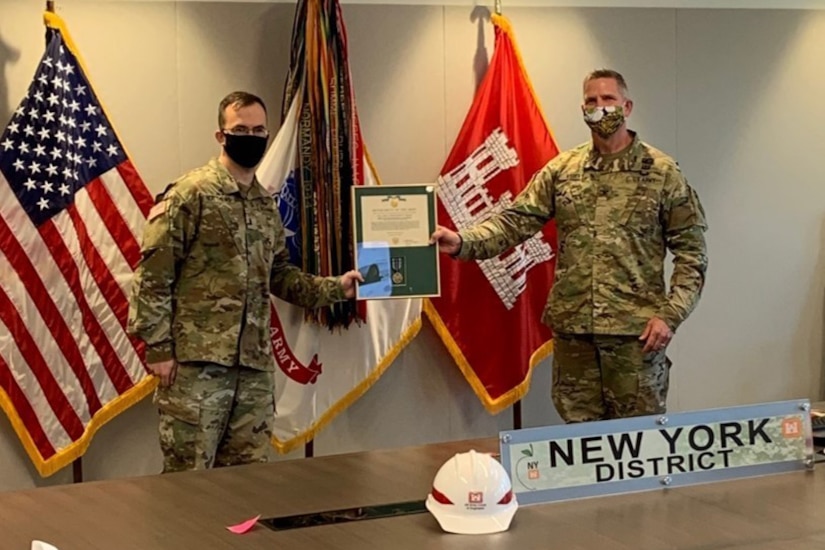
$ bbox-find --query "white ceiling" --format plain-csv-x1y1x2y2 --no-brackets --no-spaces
63,0,825,7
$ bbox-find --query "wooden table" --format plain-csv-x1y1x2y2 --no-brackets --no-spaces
2,436,824,549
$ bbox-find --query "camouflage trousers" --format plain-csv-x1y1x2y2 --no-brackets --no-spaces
551,333,672,423
154,362,275,473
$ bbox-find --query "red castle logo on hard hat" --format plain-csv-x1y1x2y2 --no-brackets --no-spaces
468,492,484,504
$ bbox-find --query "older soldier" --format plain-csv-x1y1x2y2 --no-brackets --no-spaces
128,91,363,472
431,69,707,423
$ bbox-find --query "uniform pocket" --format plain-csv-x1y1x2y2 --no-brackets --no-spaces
247,199,278,264
155,364,235,471
637,351,672,414
199,195,242,248
555,179,585,232
621,186,661,236
154,378,199,425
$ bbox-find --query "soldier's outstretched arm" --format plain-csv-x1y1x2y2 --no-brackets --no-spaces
660,169,709,331
127,187,199,363
269,215,346,309
455,165,555,261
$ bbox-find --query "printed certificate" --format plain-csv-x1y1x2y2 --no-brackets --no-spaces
352,184,440,299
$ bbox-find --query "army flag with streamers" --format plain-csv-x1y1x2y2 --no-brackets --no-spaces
257,0,421,453
0,12,155,476
424,14,560,413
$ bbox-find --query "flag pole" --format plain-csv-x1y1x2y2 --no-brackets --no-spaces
492,0,520,433
72,459,83,483
44,0,84,484
65,0,81,484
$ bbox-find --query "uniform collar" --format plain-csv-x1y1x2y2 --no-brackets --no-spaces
583,131,652,173
209,157,267,199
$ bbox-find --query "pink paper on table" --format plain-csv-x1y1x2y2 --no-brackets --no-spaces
226,515,261,534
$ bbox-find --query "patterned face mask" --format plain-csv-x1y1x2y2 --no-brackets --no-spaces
582,105,625,138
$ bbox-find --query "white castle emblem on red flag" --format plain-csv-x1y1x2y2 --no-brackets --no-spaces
437,128,554,310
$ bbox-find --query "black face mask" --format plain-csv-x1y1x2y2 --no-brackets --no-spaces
222,133,268,168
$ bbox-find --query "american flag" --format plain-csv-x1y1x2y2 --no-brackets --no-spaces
0,15,156,477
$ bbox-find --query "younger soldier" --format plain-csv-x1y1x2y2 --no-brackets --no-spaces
431,69,708,423
128,91,363,472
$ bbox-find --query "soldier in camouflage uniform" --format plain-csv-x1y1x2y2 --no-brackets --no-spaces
127,91,363,472
432,69,707,423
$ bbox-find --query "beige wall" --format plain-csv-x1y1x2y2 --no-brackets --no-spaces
0,1,822,491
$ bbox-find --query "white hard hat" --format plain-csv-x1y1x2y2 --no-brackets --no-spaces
425,449,518,535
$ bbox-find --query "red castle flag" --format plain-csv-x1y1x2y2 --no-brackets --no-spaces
425,14,560,413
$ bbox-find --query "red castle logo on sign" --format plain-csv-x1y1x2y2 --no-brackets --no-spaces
269,305,323,385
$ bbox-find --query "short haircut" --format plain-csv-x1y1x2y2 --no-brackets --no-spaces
583,69,629,97
218,91,267,128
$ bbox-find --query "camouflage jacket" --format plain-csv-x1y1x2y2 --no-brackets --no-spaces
457,133,708,335
127,158,346,370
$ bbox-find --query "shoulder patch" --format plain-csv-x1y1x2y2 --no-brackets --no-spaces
148,201,168,222
154,182,176,203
